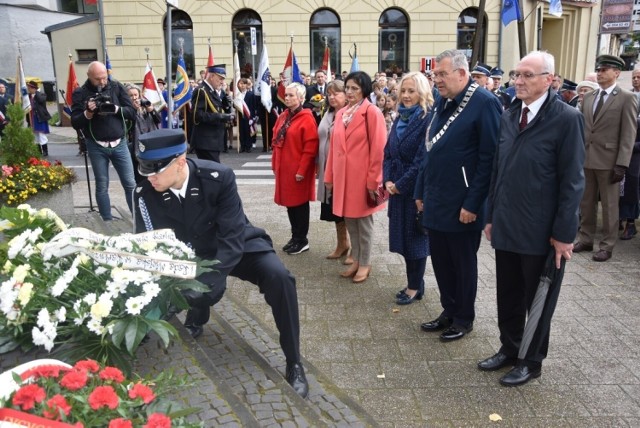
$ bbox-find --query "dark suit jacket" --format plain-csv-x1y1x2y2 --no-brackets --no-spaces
190,82,232,152
134,158,274,294
580,85,638,169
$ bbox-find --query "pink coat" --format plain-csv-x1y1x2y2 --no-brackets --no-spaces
271,108,319,207
325,99,387,218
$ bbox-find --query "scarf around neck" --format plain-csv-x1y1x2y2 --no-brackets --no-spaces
395,104,420,139
342,99,365,128
273,105,303,147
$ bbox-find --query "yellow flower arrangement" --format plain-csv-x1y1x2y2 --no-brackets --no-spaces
0,158,76,205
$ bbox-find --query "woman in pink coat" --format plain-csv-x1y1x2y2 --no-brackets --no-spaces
272,82,319,255
325,71,387,283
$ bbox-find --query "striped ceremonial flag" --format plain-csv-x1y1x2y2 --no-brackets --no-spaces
172,53,192,111
105,51,113,81
15,55,30,112
63,57,79,117
277,46,302,104
256,43,272,112
322,45,332,83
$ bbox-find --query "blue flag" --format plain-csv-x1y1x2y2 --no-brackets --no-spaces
173,53,192,111
549,0,562,17
350,56,359,73
105,51,113,81
501,0,521,26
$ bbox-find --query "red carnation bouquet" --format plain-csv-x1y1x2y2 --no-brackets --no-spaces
0,359,201,427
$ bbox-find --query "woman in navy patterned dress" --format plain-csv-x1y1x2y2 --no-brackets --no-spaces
383,72,433,305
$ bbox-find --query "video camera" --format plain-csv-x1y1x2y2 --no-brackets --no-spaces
140,99,152,107
86,93,117,114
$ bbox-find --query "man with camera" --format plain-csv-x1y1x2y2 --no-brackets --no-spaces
71,61,137,221
190,64,235,163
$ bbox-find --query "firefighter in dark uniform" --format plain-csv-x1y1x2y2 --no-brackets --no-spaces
133,128,309,398
189,64,234,163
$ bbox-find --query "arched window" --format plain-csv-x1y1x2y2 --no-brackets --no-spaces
309,9,341,76
457,8,488,62
378,8,409,75
232,9,263,80
163,10,195,79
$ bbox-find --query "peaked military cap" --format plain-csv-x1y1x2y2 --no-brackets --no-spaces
561,79,577,91
207,64,227,76
471,63,492,77
137,129,187,176
595,55,625,70
490,67,504,78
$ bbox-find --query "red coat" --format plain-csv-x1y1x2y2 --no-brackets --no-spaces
271,108,319,207
325,99,387,218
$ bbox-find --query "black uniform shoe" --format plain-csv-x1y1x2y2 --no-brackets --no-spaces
285,362,309,398
420,317,452,332
185,324,203,339
478,352,516,371
282,238,295,252
286,240,309,255
499,365,541,386
440,324,472,342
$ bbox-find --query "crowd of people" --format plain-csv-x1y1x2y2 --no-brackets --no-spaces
59,47,639,396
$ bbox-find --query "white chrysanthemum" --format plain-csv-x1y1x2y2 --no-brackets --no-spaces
83,293,97,305
0,278,18,316
131,270,155,285
125,296,146,315
16,203,34,212
90,295,113,319
54,307,67,322
140,241,157,251
144,282,161,299
17,282,33,306
106,279,127,296
21,245,35,258
7,231,29,259
12,264,30,283
31,326,55,351
77,253,91,265
87,317,105,335
73,315,87,326
28,227,43,243
2,260,13,274
50,263,79,297
37,308,51,327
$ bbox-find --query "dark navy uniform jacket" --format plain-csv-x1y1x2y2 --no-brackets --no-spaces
134,158,273,294
415,80,502,233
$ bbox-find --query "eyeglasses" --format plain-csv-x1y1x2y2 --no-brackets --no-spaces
345,85,361,93
513,72,550,80
432,69,459,79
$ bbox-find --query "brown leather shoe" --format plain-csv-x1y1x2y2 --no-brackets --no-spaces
573,242,593,253
592,250,612,262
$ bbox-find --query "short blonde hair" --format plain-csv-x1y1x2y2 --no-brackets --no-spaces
286,82,306,100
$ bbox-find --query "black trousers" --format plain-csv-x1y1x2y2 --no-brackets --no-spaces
287,202,310,243
195,149,220,163
428,229,481,329
185,250,301,364
495,249,562,368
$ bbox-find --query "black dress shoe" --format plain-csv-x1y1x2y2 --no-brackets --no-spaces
396,289,423,305
440,325,472,342
478,352,517,371
285,362,309,398
572,242,593,253
592,250,612,262
185,324,203,339
396,288,408,298
420,317,452,332
282,238,295,252
499,365,541,386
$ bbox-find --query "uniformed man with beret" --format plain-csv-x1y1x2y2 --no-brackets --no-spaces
190,64,235,163
133,128,309,398
574,54,638,262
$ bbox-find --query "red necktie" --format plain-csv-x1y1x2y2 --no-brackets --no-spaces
519,106,529,131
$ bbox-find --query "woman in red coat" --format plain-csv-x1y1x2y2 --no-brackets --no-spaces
272,83,319,255
325,71,387,283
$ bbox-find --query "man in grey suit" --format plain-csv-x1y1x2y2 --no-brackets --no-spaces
574,55,638,261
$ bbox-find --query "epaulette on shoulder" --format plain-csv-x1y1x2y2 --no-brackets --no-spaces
134,180,154,195
195,165,228,182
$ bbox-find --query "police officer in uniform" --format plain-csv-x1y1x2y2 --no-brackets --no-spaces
133,128,309,398
190,64,234,163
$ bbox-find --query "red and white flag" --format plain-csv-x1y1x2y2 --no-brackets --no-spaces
322,45,332,83
142,62,166,110
277,46,302,104
63,57,79,117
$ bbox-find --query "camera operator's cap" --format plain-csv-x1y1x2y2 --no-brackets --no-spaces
207,64,226,77
490,67,504,78
561,78,577,92
137,129,187,176
471,63,492,77
27,80,38,89
596,54,625,70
